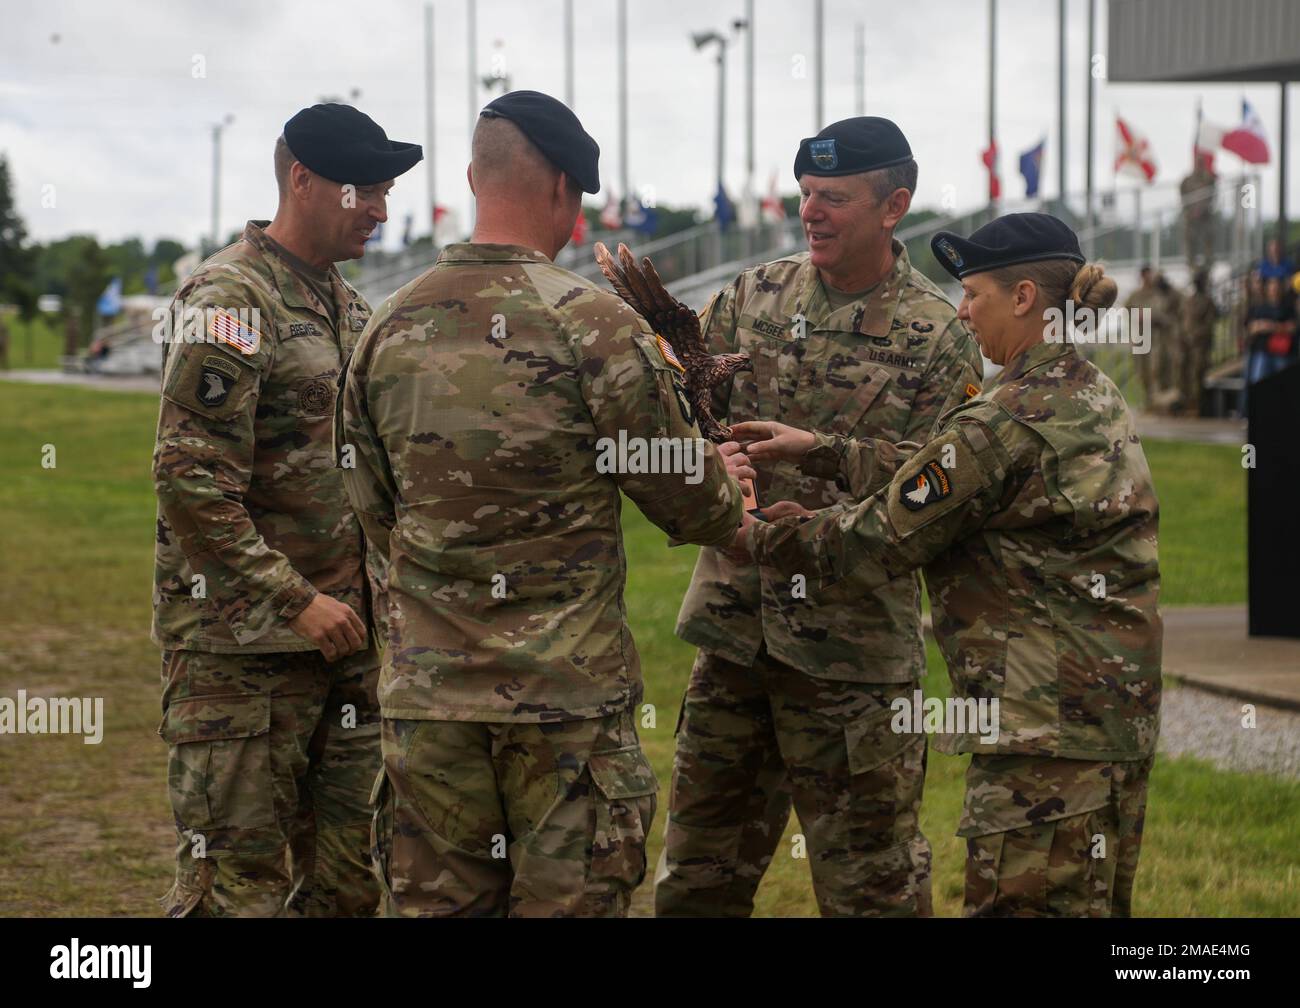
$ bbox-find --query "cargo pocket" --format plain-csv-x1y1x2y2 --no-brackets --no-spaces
844,701,927,874
586,745,658,902
957,756,1114,917
159,693,273,831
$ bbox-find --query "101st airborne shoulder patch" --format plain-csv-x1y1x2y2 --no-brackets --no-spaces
196,355,241,408
899,460,953,511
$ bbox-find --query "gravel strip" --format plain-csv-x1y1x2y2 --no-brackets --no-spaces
1158,683,1300,778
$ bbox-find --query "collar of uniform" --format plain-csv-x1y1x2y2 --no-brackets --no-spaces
243,220,336,316
436,243,553,265
991,338,1078,388
794,239,909,336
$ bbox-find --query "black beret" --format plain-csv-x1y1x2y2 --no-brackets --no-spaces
931,213,1084,280
480,90,600,194
793,116,912,180
283,104,422,186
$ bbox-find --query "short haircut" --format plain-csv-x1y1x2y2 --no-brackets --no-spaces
274,135,295,196
471,113,555,190
865,158,918,202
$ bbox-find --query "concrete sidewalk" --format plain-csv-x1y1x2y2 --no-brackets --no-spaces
0,369,158,394
1163,605,1300,711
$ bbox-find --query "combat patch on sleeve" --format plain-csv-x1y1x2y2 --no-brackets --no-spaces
208,308,261,355
671,373,695,426
886,428,990,538
899,460,952,511
196,355,241,408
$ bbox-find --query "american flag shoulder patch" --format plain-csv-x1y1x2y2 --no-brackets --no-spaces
656,334,685,374
209,309,261,355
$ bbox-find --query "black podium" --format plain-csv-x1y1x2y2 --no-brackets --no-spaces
1247,362,1300,637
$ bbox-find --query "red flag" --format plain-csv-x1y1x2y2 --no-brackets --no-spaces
570,208,588,245
981,141,1001,200
599,187,622,230
760,171,785,223
1115,116,1157,183
1222,99,1270,164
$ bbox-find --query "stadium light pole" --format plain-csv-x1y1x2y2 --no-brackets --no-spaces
692,30,728,197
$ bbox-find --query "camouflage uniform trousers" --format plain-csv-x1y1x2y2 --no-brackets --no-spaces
158,644,382,917
372,705,658,917
960,753,1154,917
655,646,933,917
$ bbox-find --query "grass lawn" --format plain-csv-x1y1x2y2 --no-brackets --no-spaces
0,381,1293,916
2,315,67,370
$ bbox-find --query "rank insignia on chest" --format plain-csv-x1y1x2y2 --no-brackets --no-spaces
656,334,686,374
900,460,952,510
209,309,261,355
197,355,241,408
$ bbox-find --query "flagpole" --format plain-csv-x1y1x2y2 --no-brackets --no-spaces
467,0,477,232
814,0,824,129
1085,0,1096,249
855,22,865,116
1280,82,1290,247
564,0,574,108
424,3,437,241
618,0,628,215
1057,0,1066,206
987,0,997,213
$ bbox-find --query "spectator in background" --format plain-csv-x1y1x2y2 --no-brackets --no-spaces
1254,237,1295,284
1243,275,1297,412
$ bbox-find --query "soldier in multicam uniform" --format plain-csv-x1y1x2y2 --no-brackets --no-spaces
734,214,1162,917
656,117,983,918
337,91,745,917
1179,269,1218,416
152,104,421,916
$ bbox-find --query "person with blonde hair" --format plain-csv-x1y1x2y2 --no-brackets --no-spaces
726,213,1162,917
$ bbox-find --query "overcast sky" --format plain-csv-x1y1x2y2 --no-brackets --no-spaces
2,0,1296,252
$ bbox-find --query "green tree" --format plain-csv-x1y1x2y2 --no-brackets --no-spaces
62,236,109,342
0,154,38,320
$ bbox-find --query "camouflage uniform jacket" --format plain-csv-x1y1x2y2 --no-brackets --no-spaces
337,243,743,723
751,340,1163,760
676,241,983,682
152,220,371,653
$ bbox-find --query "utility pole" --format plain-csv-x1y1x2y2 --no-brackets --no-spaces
692,30,729,195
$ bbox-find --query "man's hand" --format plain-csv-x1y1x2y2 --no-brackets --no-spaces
717,440,757,483
760,500,815,521
729,420,816,466
289,594,367,662
723,509,760,564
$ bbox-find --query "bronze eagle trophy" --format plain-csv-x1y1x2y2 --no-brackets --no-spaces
594,241,761,515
